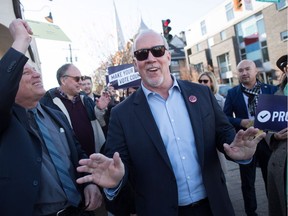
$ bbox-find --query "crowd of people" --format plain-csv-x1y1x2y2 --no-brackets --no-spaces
0,19,287,216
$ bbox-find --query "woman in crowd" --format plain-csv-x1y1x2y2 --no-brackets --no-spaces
198,71,226,109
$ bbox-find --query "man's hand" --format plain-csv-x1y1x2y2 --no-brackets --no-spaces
223,127,266,160
83,184,103,211
9,19,33,54
240,119,254,129
77,152,125,188
273,127,288,141
96,91,110,110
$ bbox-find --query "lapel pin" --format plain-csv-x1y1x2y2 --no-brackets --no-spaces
189,95,197,103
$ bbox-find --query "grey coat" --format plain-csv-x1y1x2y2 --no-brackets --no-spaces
266,89,287,216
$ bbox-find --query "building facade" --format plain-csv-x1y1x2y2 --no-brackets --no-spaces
185,0,288,86
0,0,41,70
169,35,189,80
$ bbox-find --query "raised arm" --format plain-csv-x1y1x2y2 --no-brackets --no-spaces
9,19,33,54
0,19,32,133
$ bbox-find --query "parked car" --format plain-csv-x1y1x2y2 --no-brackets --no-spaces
218,84,232,98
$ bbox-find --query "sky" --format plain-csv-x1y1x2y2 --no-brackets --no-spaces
21,0,226,90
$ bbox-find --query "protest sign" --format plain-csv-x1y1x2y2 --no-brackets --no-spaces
254,94,288,131
107,64,141,89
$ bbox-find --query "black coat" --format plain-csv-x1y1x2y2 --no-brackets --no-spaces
104,80,236,216
0,48,87,216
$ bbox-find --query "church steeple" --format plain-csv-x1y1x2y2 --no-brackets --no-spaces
113,0,125,51
137,16,148,33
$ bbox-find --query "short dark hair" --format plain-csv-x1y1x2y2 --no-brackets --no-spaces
56,63,72,85
82,75,92,81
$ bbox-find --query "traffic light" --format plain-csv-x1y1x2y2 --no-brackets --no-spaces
162,19,172,42
233,0,243,11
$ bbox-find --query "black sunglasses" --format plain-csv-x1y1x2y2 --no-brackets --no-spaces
134,45,166,61
198,79,209,84
62,75,83,82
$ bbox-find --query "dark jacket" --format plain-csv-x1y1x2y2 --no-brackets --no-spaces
0,48,88,216
104,80,237,216
40,88,105,153
224,84,278,131
266,90,287,216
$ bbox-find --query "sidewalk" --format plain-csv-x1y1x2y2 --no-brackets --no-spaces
225,160,268,216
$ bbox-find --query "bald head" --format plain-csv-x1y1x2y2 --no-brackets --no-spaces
237,60,258,88
133,29,169,52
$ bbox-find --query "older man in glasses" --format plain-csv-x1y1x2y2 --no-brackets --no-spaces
0,19,102,216
76,29,266,216
41,63,110,156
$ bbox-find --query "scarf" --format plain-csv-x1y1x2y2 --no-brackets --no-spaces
241,81,262,116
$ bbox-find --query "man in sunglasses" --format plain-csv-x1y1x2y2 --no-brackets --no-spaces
76,29,266,216
41,64,109,157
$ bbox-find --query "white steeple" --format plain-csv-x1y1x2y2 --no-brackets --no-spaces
113,0,125,51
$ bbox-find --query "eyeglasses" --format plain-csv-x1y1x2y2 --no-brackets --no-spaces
198,79,209,84
134,45,166,61
62,75,83,82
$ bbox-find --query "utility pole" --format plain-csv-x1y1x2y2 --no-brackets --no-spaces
65,44,78,63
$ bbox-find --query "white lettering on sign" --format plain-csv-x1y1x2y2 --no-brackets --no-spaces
109,67,135,83
117,72,141,86
271,111,288,122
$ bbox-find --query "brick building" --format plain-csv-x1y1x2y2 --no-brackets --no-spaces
185,0,287,85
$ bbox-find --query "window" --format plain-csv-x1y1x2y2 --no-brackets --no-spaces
187,48,192,56
196,43,201,52
225,3,234,21
200,20,207,36
276,0,288,10
257,19,270,62
171,60,179,66
217,53,231,74
171,72,180,79
208,37,214,47
280,31,288,41
240,48,246,60
235,12,269,63
194,63,204,73
220,31,227,41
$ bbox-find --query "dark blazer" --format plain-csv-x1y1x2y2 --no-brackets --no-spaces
223,84,278,131
0,48,87,216
104,80,237,216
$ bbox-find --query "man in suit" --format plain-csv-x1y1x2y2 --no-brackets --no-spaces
223,60,278,216
76,29,266,216
0,19,102,216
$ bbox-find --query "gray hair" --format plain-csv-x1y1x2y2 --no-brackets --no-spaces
132,29,169,53
56,63,72,85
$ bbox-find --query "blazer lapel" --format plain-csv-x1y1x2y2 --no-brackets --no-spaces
13,104,34,135
178,81,205,167
133,89,173,171
236,85,246,104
